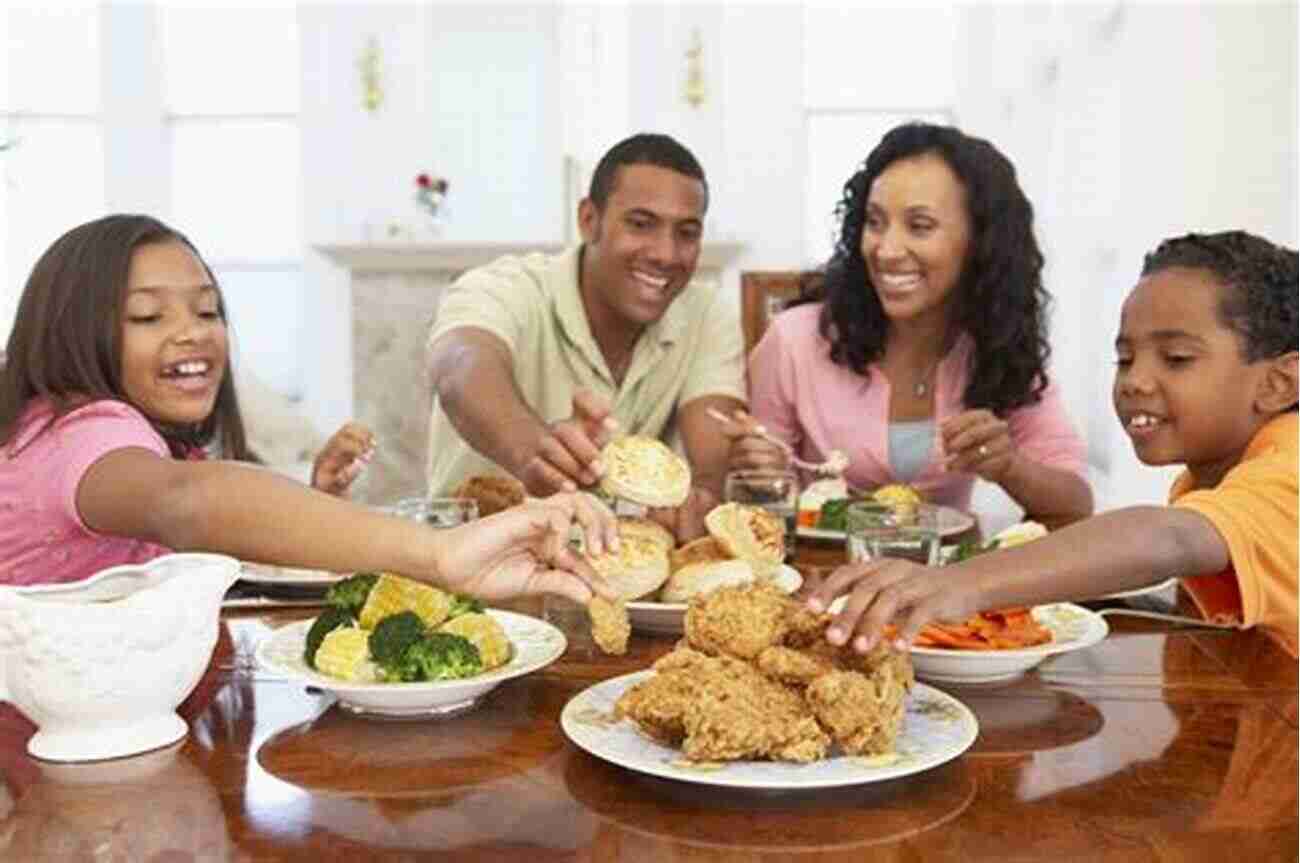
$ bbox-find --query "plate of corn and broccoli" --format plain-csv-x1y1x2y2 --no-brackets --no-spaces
255,572,567,718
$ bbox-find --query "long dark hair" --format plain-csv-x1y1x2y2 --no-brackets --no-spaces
817,122,1051,415
0,214,253,459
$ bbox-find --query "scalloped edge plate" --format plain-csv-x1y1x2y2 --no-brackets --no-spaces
562,672,977,789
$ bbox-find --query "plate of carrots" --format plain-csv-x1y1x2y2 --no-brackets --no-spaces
908,603,1109,684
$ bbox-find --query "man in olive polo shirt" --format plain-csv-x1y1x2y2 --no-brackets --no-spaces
425,133,746,540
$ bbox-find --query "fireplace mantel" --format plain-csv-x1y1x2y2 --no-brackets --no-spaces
313,240,745,274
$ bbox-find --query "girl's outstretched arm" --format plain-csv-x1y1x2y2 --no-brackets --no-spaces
806,506,1229,653
76,447,619,605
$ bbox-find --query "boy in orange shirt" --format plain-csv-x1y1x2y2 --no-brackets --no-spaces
812,231,1299,656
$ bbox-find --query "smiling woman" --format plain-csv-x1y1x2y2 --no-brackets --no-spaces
735,122,1094,533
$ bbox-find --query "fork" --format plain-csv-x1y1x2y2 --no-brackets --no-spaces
705,408,837,474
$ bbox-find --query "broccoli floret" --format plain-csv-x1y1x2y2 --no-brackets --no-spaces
447,593,484,620
303,606,356,669
392,632,482,682
326,572,379,616
369,610,426,671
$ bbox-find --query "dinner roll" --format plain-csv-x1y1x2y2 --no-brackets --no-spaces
588,528,671,601
669,535,731,573
451,473,526,517
659,559,756,604
704,503,784,577
617,516,675,553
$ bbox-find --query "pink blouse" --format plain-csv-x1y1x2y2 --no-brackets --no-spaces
747,303,1087,512
0,399,173,585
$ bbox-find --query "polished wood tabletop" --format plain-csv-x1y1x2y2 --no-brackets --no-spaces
2,543,1296,862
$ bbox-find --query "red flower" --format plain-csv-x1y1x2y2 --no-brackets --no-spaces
416,173,432,188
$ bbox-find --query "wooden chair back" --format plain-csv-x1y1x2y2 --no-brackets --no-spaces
739,270,825,354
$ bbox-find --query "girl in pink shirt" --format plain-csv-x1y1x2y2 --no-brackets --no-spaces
0,215,618,606
732,123,1091,527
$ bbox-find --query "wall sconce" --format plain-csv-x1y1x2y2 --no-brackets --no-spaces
684,28,705,109
358,37,383,113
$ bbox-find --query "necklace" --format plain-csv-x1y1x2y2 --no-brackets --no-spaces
912,355,942,398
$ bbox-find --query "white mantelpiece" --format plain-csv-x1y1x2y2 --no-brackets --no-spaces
318,240,745,505
313,240,746,274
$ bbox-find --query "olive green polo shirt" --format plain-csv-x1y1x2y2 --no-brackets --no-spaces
425,245,746,494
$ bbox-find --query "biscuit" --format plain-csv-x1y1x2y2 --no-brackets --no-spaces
599,435,691,508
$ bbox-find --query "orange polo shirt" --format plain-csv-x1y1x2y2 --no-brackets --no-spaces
1171,413,1298,657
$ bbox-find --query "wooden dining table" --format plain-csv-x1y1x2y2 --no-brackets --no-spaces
1,541,1296,862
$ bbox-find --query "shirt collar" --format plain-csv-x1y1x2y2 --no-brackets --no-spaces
551,244,687,354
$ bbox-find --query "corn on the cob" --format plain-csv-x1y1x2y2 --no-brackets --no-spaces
313,627,377,682
359,573,452,630
439,613,511,670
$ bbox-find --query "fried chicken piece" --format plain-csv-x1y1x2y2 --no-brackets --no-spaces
780,603,834,649
451,474,526,517
755,645,837,686
684,581,791,660
588,596,630,655
617,648,829,762
805,666,910,757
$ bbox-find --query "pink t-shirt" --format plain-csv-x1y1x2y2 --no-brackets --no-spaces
0,399,173,585
748,304,1087,511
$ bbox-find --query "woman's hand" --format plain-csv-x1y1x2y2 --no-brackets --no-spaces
940,409,1016,483
312,422,375,495
436,492,620,605
806,558,985,652
718,408,790,472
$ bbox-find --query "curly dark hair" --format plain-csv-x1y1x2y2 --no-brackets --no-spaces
1140,231,1298,363
588,132,709,213
0,214,253,460
817,122,1050,415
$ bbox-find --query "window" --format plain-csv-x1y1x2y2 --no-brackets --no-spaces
0,6,104,335
162,4,304,399
0,4,304,401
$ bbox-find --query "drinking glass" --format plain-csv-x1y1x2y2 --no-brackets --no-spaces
723,469,799,561
391,496,479,528
845,501,941,566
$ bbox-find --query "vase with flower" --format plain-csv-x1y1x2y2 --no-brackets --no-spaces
414,172,449,234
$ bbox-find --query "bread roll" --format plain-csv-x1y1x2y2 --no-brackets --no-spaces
659,559,756,604
704,502,784,577
598,435,691,507
588,529,671,601
669,536,731,573
617,516,675,553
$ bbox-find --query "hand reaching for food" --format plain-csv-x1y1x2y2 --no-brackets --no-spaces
519,389,620,495
311,421,375,495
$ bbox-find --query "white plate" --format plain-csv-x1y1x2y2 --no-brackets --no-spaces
561,672,977,789
626,565,803,635
797,505,975,542
239,562,347,587
908,603,1109,684
255,609,566,718
1095,578,1178,601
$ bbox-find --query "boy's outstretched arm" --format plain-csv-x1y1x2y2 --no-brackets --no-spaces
808,506,1230,653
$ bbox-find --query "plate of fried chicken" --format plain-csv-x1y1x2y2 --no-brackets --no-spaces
561,583,977,789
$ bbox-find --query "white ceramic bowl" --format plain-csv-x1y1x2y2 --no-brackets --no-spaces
0,553,241,762
907,603,1109,684
255,609,567,718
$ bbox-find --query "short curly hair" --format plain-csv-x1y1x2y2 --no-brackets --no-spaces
1140,231,1298,363
817,122,1050,416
